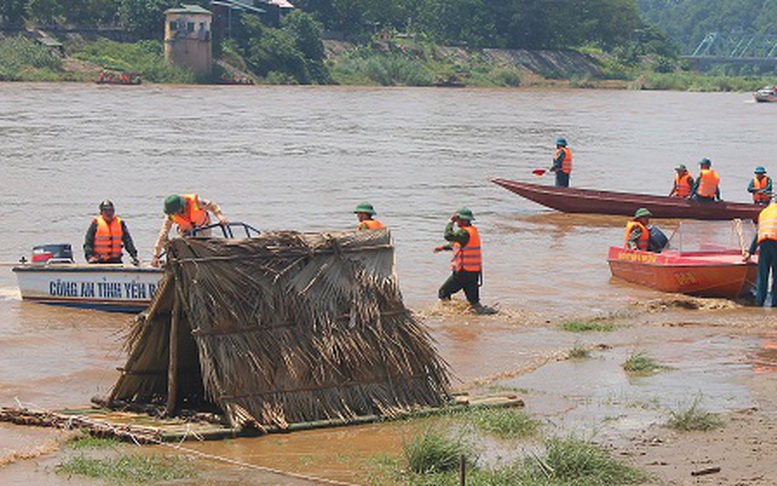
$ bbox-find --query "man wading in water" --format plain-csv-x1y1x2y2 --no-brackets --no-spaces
434,208,494,314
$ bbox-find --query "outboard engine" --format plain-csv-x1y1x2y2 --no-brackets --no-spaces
648,226,669,253
31,244,74,264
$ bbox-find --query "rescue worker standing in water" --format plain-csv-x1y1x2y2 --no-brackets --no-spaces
354,202,384,230
151,194,229,267
691,158,721,202
624,208,652,251
744,197,777,306
550,138,573,188
84,200,139,265
748,166,772,205
669,164,694,198
434,208,484,311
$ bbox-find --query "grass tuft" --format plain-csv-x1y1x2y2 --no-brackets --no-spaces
561,320,616,332
402,428,475,474
666,398,724,432
56,454,196,483
568,342,591,359
469,408,541,439
525,437,649,485
623,351,669,375
66,435,119,450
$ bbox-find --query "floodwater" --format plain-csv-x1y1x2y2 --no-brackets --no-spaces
1,83,777,483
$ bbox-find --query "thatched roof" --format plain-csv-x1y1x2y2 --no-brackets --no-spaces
109,229,451,429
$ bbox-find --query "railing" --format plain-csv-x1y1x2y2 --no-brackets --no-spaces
190,222,261,238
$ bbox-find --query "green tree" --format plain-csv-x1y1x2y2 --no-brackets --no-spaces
0,0,27,25
118,0,177,38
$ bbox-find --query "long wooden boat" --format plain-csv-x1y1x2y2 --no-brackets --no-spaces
607,247,756,298
12,264,164,312
492,179,762,220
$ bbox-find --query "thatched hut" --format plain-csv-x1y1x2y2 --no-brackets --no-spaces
108,229,451,430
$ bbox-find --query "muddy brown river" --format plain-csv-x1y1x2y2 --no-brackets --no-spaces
1,83,776,484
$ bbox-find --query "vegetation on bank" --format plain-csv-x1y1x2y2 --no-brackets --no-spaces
666,397,724,432
2,0,775,90
373,429,649,485
56,435,197,483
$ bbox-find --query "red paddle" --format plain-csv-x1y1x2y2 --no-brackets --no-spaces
532,168,547,176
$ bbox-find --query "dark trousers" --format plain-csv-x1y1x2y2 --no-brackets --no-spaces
756,240,777,306
439,270,481,306
555,171,570,187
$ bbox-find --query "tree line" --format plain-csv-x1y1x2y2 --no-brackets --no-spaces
637,0,777,53
2,0,652,51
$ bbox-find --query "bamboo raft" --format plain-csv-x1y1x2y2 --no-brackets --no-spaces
0,393,524,443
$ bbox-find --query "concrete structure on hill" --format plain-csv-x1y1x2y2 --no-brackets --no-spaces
164,4,213,75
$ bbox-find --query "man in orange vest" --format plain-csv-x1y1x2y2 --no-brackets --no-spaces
691,158,721,202
151,194,229,267
624,208,652,251
434,207,485,312
354,202,385,230
669,164,694,198
748,166,772,204
744,197,777,306
83,200,139,265
550,138,572,187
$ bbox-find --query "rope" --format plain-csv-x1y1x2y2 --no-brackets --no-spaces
735,218,747,256
6,399,361,486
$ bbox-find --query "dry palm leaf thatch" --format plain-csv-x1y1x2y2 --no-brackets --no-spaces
109,229,451,429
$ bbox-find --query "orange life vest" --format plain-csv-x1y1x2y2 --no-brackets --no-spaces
757,203,777,243
358,219,384,230
673,173,693,198
169,194,209,234
696,169,720,198
753,176,771,203
623,221,649,251
94,216,123,261
451,225,482,272
555,147,572,174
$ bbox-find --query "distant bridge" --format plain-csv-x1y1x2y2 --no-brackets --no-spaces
682,33,777,67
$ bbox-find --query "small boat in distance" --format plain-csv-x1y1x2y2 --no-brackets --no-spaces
754,86,777,103
492,179,762,221
608,220,757,299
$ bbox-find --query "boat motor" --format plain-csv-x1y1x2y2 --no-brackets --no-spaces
30,244,74,264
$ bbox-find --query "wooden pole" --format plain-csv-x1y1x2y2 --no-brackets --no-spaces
166,290,181,417
459,453,466,486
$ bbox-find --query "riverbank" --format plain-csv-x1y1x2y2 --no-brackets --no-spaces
2,33,775,91
1,298,776,484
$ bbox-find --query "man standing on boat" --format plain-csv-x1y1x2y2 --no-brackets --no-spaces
744,198,777,306
550,138,572,188
434,208,486,312
748,166,772,205
624,208,652,251
669,164,694,198
150,194,229,267
354,202,385,230
83,200,140,265
691,158,721,202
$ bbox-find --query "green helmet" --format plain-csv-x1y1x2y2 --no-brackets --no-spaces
699,158,712,167
457,207,475,221
99,199,114,211
674,164,687,171
555,138,567,147
354,201,376,215
634,207,652,219
164,194,184,215
755,166,767,174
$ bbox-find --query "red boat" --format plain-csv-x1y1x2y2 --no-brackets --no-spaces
607,221,758,298
492,179,761,221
